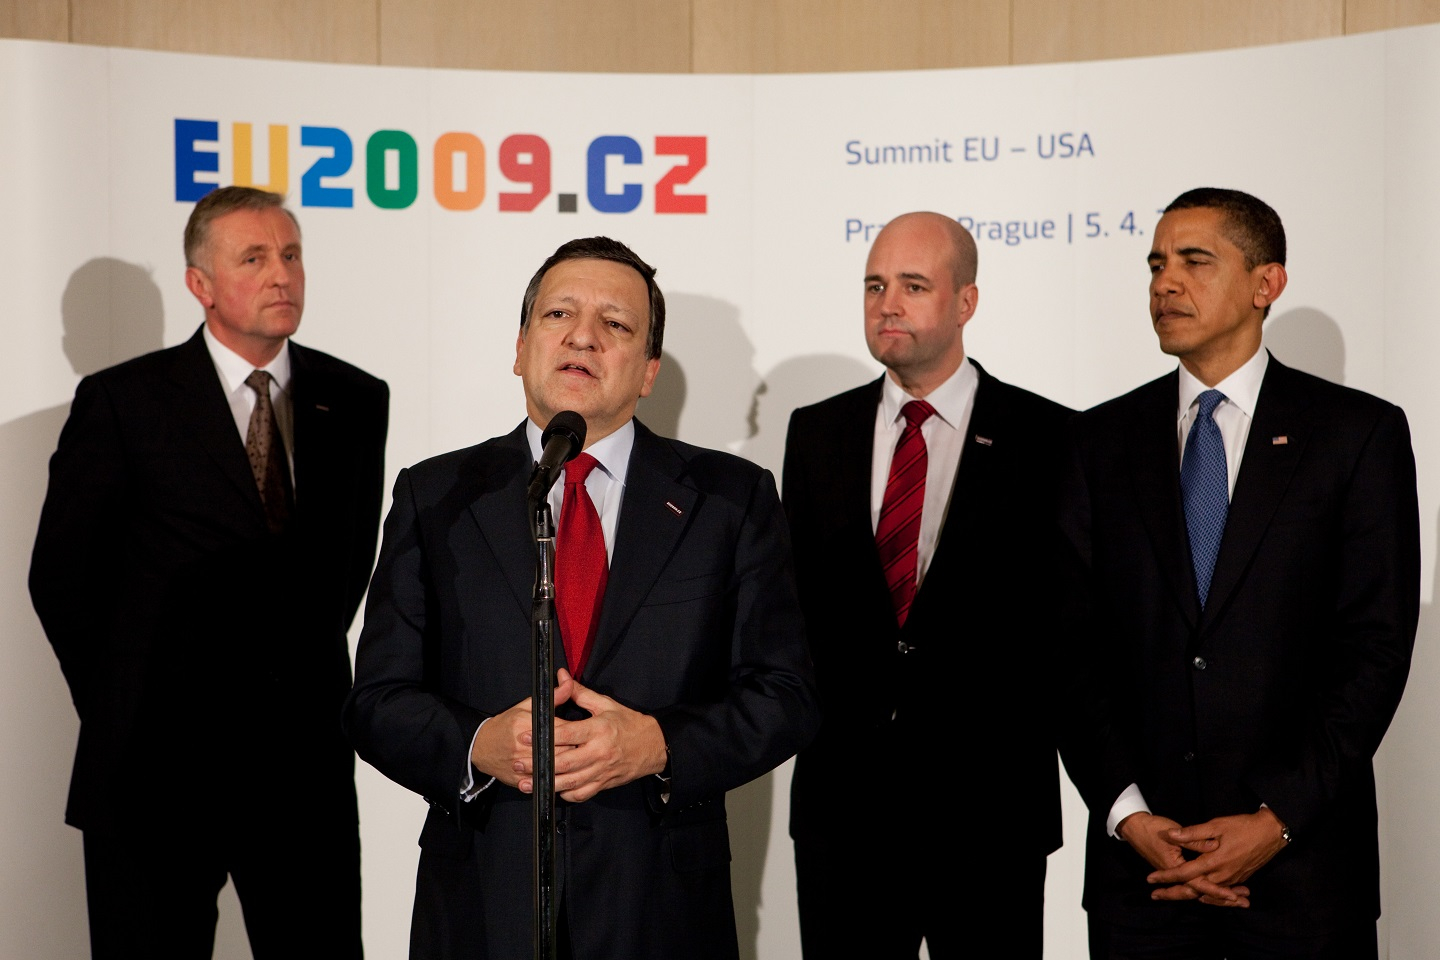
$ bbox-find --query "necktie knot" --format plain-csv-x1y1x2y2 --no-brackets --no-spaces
901,400,936,429
245,369,273,396
566,452,601,487
1195,389,1226,421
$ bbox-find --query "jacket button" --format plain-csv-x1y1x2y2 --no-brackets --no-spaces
897,640,912,654
1192,656,1207,670
1183,751,1196,762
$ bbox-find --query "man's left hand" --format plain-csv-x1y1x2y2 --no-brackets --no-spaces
550,668,669,802
1146,808,1289,903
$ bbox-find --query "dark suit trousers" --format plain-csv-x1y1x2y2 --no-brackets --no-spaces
82,806,362,960
795,831,1046,960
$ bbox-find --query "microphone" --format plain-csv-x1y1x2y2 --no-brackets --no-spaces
527,411,587,505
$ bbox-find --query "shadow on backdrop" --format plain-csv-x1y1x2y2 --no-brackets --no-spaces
1264,307,1346,385
0,258,169,960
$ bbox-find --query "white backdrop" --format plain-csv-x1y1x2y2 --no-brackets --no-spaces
2,25,1438,959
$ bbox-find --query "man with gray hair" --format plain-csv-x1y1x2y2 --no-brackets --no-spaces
31,185,389,958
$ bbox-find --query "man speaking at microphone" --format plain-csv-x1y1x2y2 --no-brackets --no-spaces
345,237,818,960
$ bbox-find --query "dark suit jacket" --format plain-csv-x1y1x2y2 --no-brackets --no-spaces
1058,355,1419,935
30,327,389,832
343,419,818,960
784,361,1071,859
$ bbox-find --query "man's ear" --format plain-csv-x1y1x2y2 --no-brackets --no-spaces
185,266,214,309
1254,262,1288,312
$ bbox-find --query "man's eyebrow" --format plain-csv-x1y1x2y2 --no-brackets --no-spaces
1147,246,1217,263
864,271,933,284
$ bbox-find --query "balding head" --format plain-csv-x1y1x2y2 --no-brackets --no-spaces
878,212,978,290
863,212,979,399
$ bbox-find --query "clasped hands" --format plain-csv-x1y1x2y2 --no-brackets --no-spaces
469,669,668,802
1118,808,1289,908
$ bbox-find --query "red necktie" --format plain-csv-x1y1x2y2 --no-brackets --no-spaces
556,453,608,679
876,400,935,627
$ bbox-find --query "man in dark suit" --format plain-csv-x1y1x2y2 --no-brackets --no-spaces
30,186,389,959
343,236,818,960
784,212,1071,959
1059,187,1419,959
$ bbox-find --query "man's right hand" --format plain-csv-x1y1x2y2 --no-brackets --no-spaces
1117,811,1250,908
469,673,578,790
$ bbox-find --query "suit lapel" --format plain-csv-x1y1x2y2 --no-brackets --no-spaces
166,328,266,515
1128,372,1201,629
1200,358,1309,633
466,425,539,620
918,363,996,599
585,421,699,680
837,379,886,590
289,342,338,507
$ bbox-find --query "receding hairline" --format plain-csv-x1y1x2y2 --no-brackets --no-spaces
874,212,978,290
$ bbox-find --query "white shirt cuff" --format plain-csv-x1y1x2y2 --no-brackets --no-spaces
460,718,496,802
1107,783,1150,838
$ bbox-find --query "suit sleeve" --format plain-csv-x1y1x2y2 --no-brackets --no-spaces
1054,423,1143,814
1245,404,1420,836
29,374,126,719
341,380,390,631
652,467,820,809
342,467,489,811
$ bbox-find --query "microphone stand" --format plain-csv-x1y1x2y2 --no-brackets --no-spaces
529,496,558,960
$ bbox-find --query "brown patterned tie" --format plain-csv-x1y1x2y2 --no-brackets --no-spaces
244,369,294,534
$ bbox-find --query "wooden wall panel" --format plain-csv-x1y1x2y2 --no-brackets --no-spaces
0,0,67,42
70,0,379,63
1012,0,1344,64
1346,0,1440,31
692,0,1010,73
379,0,691,72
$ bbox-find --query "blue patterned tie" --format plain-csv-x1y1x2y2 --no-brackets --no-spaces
1181,389,1229,609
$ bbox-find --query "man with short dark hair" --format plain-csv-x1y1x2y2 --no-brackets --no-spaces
1060,187,1419,958
344,236,818,960
785,211,1072,959
31,185,389,958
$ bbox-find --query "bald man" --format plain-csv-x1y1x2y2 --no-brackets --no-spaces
783,212,1072,958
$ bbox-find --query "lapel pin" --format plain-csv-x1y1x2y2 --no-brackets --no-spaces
974,435,993,446
1272,436,1288,445
665,501,684,517
315,404,331,412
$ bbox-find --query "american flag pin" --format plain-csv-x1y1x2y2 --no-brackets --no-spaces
1272,436,1288,445
975,435,993,446
665,501,683,517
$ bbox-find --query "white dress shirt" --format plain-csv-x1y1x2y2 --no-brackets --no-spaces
1107,348,1270,836
870,358,979,588
202,324,295,486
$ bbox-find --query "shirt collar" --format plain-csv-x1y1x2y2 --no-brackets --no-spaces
1177,348,1268,422
202,323,292,395
879,357,976,429
525,417,635,487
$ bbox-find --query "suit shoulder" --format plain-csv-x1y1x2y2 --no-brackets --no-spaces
980,372,1074,424
1273,363,1404,422
655,435,769,487
788,378,881,431
1073,372,1172,425
79,340,190,391
290,341,388,398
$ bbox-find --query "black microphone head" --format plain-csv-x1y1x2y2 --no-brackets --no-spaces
541,411,587,462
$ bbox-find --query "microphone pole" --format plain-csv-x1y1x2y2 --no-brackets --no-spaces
526,410,585,960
